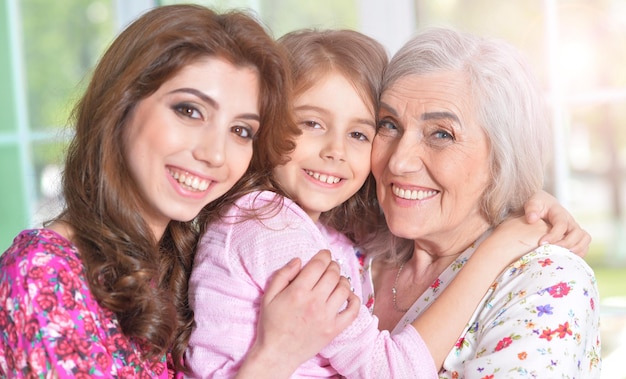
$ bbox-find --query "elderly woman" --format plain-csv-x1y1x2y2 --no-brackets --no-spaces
362,28,601,378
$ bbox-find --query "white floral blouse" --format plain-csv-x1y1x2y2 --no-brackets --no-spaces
361,235,602,379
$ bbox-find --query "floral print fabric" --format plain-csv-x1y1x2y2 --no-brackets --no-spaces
0,229,176,378
362,235,601,378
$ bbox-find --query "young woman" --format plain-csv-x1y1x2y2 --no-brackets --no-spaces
186,28,588,378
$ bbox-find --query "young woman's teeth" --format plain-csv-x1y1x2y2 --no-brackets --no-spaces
170,170,209,191
306,170,341,184
392,185,437,200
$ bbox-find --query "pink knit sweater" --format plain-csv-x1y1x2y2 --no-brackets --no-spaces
186,191,437,378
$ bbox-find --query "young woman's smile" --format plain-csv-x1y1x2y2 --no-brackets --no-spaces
124,57,260,237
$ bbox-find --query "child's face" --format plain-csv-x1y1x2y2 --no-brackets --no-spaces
124,57,260,238
273,72,376,221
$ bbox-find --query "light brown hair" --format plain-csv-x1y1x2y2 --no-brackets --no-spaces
279,29,388,244
200,29,388,251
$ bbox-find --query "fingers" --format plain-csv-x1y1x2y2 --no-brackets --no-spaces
524,189,555,224
293,250,334,291
537,211,568,245
335,291,360,331
267,249,346,306
523,204,544,224
264,258,302,302
255,249,357,369
525,211,541,224
573,231,592,257
544,227,591,257
310,260,343,302
564,229,591,257
525,190,592,256
538,218,592,257
326,275,353,312
266,248,355,315
294,250,355,317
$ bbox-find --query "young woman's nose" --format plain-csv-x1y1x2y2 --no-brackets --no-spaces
193,127,226,167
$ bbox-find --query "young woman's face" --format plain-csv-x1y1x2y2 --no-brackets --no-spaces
124,57,260,238
273,72,376,221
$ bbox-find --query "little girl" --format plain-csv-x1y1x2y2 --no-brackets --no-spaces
185,29,586,378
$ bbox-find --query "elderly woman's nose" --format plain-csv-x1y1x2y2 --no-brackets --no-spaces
387,134,424,174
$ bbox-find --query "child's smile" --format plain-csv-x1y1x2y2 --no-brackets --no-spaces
272,72,376,222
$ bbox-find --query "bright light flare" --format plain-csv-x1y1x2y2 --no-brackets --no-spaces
557,37,597,91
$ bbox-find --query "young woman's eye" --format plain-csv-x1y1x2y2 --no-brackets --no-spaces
231,125,254,140
173,103,202,119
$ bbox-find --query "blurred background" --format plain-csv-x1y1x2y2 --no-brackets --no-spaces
1,0,624,376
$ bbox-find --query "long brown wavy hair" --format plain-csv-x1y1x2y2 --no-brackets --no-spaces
55,4,296,372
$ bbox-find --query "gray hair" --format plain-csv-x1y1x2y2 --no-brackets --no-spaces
367,27,550,262
384,27,549,225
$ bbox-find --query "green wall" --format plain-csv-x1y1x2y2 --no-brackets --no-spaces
0,2,28,250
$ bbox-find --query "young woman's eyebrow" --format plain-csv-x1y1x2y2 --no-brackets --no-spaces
170,88,217,108
170,88,260,121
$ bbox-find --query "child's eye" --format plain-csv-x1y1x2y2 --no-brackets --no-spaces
349,131,370,142
173,103,202,120
231,125,255,140
302,120,322,129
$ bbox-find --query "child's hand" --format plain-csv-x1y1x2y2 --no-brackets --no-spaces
524,190,591,256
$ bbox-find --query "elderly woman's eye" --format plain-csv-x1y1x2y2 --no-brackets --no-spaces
377,120,399,137
434,130,454,140
378,120,396,130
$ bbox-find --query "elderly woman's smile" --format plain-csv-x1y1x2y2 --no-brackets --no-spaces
372,70,491,249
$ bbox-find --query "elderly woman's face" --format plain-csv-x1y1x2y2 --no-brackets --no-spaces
371,71,491,243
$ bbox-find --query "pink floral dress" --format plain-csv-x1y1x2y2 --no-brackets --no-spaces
361,232,602,378
0,229,178,378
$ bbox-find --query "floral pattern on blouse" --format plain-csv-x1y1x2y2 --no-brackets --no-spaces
0,229,177,379
362,234,601,379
